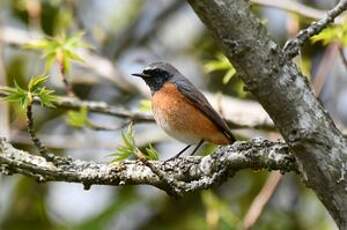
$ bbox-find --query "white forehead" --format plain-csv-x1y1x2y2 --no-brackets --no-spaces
143,66,156,71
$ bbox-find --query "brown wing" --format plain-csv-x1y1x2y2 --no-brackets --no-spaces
172,77,236,143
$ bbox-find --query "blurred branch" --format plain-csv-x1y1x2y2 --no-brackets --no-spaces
243,171,282,229
312,43,339,96
0,23,9,139
251,0,326,20
104,0,185,58
283,0,347,59
338,46,347,69
9,128,166,150
0,87,274,130
0,26,136,92
0,138,297,195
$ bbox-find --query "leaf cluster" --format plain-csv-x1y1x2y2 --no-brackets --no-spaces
24,33,88,72
204,53,236,85
138,99,152,112
2,75,56,108
311,23,347,46
66,106,91,128
111,123,159,162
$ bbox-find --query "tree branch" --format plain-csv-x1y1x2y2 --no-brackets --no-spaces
0,137,296,195
187,0,347,227
0,26,135,92
251,0,326,20
283,0,347,59
0,87,275,130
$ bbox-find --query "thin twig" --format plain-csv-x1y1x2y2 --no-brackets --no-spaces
26,103,54,161
26,0,42,31
57,55,76,97
0,89,275,130
243,171,283,229
283,0,347,59
312,43,339,96
0,19,9,139
86,119,132,131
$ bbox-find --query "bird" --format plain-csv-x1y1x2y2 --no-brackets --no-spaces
132,62,236,159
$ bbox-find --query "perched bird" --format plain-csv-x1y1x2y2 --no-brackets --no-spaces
132,62,235,158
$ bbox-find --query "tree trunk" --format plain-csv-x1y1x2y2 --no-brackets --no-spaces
187,0,347,228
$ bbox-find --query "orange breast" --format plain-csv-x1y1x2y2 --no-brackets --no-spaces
152,82,229,145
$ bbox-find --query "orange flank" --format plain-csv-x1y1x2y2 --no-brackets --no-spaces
152,82,230,145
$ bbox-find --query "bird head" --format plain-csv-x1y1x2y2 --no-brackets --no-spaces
132,62,178,93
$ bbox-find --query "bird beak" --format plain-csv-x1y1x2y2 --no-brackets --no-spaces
131,73,151,78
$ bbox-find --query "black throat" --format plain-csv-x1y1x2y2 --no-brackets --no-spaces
144,74,171,94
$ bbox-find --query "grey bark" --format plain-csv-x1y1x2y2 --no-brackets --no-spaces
186,0,347,228
0,138,296,194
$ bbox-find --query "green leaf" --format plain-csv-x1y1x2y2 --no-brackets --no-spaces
139,99,152,112
44,53,57,73
24,32,89,72
110,123,160,162
28,75,49,93
37,88,57,108
204,53,232,73
23,39,51,50
66,106,89,128
121,124,136,150
144,144,159,160
63,49,84,63
205,53,237,85
2,82,29,108
111,123,139,162
222,68,236,85
311,23,347,46
2,76,56,109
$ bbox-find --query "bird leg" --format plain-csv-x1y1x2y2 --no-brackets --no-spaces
190,139,204,156
165,144,191,162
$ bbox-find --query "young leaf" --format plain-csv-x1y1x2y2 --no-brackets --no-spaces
2,75,56,109
311,23,347,46
24,33,88,73
110,123,161,162
28,75,49,93
111,123,138,162
205,53,232,72
222,68,236,85
205,53,236,85
37,88,57,108
144,144,159,160
139,99,152,112
2,83,29,109
66,106,89,128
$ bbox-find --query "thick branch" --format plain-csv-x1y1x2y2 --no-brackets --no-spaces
187,0,347,228
0,138,296,194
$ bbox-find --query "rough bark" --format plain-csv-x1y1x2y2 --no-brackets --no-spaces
187,0,347,228
0,138,296,194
